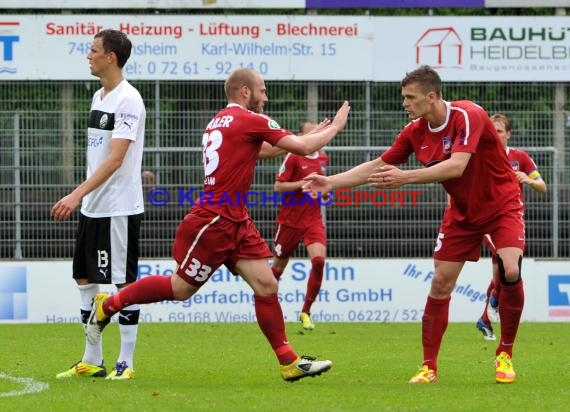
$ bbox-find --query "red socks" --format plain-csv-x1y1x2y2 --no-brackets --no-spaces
421,296,450,372
254,294,297,364
497,280,524,357
103,275,175,316
302,256,325,314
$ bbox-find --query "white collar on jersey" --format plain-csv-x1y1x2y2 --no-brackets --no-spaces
427,101,451,133
305,152,319,159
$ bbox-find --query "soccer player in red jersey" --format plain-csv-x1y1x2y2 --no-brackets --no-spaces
304,65,524,384
476,113,547,340
86,68,351,382
270,120,329,330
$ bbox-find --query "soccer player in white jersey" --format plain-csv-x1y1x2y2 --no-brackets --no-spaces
52,29,146,381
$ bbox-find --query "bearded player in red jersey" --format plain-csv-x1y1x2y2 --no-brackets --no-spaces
476,113,547,340
271,120,330,330
85,68,351,382
304,65,524,384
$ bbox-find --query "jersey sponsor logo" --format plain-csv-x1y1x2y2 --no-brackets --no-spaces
442,136,452,154
118,112,139,122
87,135,104,148
268,119,281,130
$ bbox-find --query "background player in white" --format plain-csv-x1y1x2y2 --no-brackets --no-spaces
52,29,146,381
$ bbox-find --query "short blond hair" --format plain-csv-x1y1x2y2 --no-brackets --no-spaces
224,68,256,100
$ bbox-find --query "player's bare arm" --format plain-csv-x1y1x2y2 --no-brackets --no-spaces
51,138,131,221
258,141,287,159
302,157,385,197
515,171,547,192
275,101,350,156
258,119,332,159
371,152,471,189
274,180,305,193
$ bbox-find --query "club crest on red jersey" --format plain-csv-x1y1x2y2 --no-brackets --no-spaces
442,136,452,154
509,160,520,171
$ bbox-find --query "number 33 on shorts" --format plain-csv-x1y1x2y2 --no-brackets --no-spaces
184,257,213,282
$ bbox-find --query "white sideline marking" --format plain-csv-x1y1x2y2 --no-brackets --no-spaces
0,373,49,398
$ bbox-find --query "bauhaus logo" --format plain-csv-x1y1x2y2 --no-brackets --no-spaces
548,275,570,317
415,27,463,69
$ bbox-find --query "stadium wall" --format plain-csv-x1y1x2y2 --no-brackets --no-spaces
1,259,568,324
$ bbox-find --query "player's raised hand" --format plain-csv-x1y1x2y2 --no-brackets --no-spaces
308,118,332,134
331,101,350,131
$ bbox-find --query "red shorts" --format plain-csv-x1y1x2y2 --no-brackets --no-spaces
434,208,525,262
173,207,272,287
273,222,326,258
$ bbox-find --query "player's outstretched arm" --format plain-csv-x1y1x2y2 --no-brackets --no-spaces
371,152,471,189
258,141,287,159
303,157,385,198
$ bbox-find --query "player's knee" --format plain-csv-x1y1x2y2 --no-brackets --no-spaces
257,275,279,295
430,273,455,296
497,254,522,284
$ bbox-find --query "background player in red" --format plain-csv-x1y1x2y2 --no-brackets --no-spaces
304,65,525,384
476,113,547,340
85,68,351,382
271,120,329,330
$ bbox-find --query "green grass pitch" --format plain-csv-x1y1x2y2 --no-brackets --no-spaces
0,322,568,411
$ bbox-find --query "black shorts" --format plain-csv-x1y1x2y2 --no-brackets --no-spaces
73,212,142,285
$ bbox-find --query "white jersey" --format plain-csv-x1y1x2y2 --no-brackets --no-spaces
81,79,146,217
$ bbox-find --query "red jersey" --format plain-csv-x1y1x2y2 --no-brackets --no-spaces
506,147,540,203
275,151,328,228
198,103,290,221
381,100,521,226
